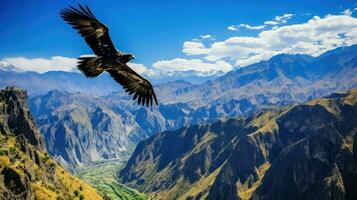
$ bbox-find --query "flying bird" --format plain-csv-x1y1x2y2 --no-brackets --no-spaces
60,5,158,106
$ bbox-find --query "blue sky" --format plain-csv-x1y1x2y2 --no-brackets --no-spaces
0,0,356,75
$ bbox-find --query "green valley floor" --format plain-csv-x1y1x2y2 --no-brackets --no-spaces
77,160,147,200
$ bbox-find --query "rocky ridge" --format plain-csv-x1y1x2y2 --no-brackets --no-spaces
119,88,357,200
0,86,103,200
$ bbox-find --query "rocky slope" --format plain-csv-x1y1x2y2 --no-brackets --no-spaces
119,88,357,200
154,45,357,107
29,45,357,171
0,87,103,200
28,90,142,172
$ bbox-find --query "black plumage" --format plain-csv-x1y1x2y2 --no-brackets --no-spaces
60,4,158,106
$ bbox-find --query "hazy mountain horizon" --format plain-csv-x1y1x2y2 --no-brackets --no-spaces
26,44,357,172
1,44,356,97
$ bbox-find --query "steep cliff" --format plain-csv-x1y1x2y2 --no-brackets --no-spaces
0,87,103,200
29,90,143,172
119,88,357,200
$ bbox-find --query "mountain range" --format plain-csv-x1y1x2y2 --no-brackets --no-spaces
0,64,222,96
119,88,357,200
1,45,356,172
0,69,122,96
22,45,357,172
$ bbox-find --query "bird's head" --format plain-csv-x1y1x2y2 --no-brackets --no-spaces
120,54,135,63
126,54,135,60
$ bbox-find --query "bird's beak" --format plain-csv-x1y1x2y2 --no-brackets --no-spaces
132,56,135,60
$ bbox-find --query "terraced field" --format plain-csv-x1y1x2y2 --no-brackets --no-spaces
78,160,146,200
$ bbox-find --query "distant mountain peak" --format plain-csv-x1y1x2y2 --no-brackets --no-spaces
269,53,314,62
319,44,357,57
0,61,24,72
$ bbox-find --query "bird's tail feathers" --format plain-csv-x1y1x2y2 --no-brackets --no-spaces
77,56,104,78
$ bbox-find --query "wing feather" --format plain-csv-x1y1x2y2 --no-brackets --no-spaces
107,65,158,107
60,5,118,56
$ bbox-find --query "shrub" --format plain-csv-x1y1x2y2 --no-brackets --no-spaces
49,161,56,168
0,149,6,156
9,147,17,155
0,156,10,167
42,153,50,163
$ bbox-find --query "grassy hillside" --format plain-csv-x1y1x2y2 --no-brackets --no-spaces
119,88,357,200
78,160,147,200
0,123,103,200
0,87,103,200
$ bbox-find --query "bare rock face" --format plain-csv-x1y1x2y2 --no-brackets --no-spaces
119,89,357,200
16,135,43,167
0,86,44,150
28,91,143,172
1,166,33,200
0,86,103,200
251,125,347,200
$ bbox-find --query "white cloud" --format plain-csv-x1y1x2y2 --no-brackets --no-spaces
341,9,352,16
0,61,10,67
127,63,149,74
1,56,78,73
191,34,215,42
264,13,294,25
183,14,357,67
264,21,279,25
229,13,293,32
0,56,153,76
127,62,160,76
227,25,237,31
227,24,266,31
1,54,232,77
275,13,294,23
200,34,215,40
182,42,207,55
153,58,233,75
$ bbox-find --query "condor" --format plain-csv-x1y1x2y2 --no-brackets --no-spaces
61,5,158,106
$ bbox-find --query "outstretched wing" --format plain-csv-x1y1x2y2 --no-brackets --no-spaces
107,65,158,107
60,5,118,56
